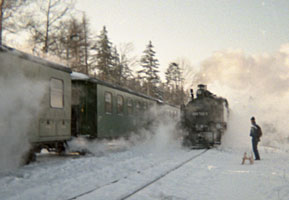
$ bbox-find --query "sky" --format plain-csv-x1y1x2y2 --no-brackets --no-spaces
75,1,289,136
75,0,289,72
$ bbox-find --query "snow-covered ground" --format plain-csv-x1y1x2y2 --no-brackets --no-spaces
0,140,288,200
130,147,289,200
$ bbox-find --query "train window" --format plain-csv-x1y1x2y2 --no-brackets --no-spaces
105,92,113,114
127,99,133,114
117,95,124,114
50,78,64,108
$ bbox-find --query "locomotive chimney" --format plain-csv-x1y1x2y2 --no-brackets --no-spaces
190,88,194,100
198,84,207,90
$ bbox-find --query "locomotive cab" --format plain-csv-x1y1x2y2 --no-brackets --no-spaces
196,84,214,99
196,84,206,98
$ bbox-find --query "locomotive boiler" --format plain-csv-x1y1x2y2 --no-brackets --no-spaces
181,84,229,148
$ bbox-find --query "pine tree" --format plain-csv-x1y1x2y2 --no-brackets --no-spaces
111,46,121,84
138,41,160,97
93,26,114,81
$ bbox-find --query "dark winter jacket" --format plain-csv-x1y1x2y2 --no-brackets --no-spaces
250,124,260,140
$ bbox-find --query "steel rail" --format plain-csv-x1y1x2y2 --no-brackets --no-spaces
119,149,208,200
65,149,208,200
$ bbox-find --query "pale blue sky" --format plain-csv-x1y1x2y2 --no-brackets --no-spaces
76,0,289,71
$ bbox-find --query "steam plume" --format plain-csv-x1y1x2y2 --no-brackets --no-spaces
190,44,289,150
0,67,45,171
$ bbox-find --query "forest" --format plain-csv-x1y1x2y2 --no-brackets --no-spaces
0,0,188,105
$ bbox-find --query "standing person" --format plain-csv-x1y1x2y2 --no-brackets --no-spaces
250,117,262,160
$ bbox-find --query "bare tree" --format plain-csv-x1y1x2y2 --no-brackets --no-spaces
165,62,183,89
0,0,4,44
163,60,190,105
175,58,195,89
48,15,93,74
0,0,30,45
66,18,82,72
175,58,194,103
117,43,137,84
82,13,90,74
27,0,74,53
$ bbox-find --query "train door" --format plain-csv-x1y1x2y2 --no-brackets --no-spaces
71,80,97,137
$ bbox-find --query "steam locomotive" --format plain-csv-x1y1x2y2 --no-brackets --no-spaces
181,84,229,148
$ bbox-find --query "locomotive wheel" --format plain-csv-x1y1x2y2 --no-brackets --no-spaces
56,142,66,154
182,137,192,147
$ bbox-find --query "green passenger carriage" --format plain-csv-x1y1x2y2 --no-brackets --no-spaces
71,72,157,139
0,45,180,163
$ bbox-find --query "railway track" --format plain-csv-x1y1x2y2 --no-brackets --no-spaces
65,149,208,200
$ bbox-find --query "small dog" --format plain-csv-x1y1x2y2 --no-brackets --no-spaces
241,152,254,165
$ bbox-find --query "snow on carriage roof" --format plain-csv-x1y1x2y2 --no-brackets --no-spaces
71,72,90,80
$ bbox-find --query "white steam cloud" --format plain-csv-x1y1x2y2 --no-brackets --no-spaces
131,105,182,153
68,105,183,156
0,68,45,171
190,44,289,151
